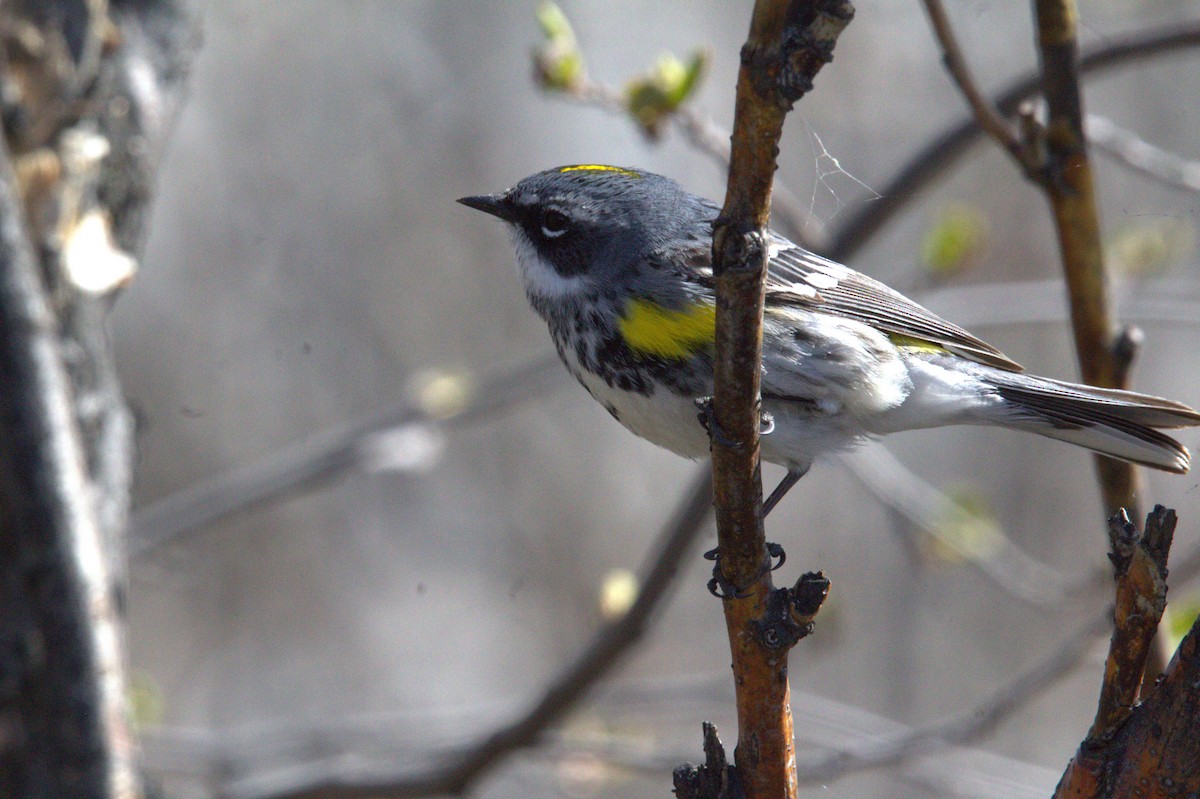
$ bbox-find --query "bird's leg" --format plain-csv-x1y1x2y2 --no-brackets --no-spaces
697,399,801,596
763,465,808,518
704,465,807,598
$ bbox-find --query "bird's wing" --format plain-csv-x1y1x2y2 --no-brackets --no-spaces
765,240,1024,372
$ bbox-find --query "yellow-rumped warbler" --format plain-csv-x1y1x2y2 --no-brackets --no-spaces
460,164,1199,511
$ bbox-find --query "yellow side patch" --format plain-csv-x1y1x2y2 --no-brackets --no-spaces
558,164,642,178
619,298,715,359
887,333,946,354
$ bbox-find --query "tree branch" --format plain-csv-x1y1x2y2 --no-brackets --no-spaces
1087,112,1200,194
1030,0,1140,520
707,3,851,798
919,0,1025,161
1087,506,1174,741
0,135,135,799
829,22,1200,262
1054,519,1200,798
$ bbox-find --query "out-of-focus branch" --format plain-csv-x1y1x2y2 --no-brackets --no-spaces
829,22,1200,262
0,1,199,796
139,535,1200,796
1086,113,1200,193
130,357,565,558
837,447,1085,606
223,468,714,799
705,4,851,798
806,541,1198,784
0,137,135,798
796,609,1112,784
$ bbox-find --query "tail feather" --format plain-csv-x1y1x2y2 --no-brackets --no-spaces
987,375,1197,474
1007,376,1200,428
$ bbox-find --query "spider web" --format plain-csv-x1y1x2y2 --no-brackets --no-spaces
802,121,881,231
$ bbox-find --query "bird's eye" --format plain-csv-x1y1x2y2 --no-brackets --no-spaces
541,209,570,238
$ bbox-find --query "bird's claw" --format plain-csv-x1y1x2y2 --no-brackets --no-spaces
704,547,751,599
704,544,786,598
767,541,786,570
694,397,775,448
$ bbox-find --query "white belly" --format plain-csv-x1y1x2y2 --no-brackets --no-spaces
573,367,713,459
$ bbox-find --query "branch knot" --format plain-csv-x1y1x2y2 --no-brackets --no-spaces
750,571,829,650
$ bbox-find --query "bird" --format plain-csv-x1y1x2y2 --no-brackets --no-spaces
459,164,1200,515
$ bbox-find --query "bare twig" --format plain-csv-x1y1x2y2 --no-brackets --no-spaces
1030,0,1141,520
1055,584,1200,798
707,4,852,798
920,0,1024,161
1088,506,1174,740
829,22,1200,261
224,468,714,799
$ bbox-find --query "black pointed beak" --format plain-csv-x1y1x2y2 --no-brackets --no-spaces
457,193,516,222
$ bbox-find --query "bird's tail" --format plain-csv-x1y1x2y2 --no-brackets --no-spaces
983,372,1200,473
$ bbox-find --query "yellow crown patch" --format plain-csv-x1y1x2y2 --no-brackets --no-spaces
558,164,642,178
619,298,715,359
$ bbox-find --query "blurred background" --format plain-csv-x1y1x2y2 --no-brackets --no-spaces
118,1,1200,796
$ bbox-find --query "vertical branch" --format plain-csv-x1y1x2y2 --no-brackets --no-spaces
0,1,198,796
1032,0,1140,520
1054,508,1198,799
708,2,851,798
1088,507,1173,741
0,145,136,798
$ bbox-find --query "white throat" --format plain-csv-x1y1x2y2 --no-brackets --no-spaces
510,228,589,304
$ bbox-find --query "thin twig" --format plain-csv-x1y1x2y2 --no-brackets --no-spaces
829,22,1200,261
221,468,714,799
1030,0,1140,519
920,0,1024,160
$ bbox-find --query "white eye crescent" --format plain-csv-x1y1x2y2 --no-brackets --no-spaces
541,209,569,238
